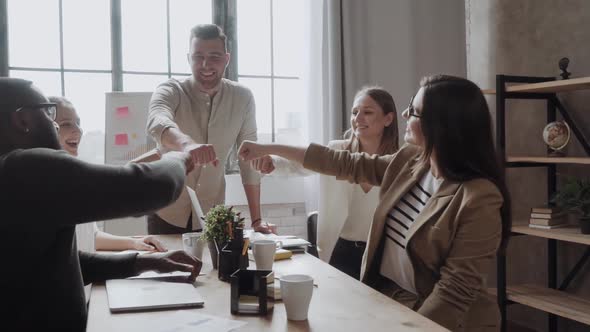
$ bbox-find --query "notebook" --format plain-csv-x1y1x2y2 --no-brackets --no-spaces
245,230,311,250
105,279,204,313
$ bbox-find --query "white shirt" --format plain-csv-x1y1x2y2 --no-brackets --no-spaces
339,185,379,242
380,171,442,294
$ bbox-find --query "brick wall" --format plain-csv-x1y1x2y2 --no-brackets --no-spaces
232,203,308,240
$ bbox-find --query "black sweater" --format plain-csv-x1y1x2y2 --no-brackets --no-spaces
0,148,185,331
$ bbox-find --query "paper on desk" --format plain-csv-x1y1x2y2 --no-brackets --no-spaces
129,271,207,280
148,310,247,332
244,229,296,241
245,230,310,248
129,271,192,279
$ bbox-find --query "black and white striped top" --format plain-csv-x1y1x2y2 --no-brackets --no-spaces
379,170,442,294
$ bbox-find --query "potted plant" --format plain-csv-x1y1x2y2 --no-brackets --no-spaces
551,177,590,234
202,205,242,268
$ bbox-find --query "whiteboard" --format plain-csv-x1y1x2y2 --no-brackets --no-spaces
104,92,154,235
105,92,155,166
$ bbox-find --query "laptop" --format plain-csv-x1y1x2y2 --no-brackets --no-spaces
105,278,205,313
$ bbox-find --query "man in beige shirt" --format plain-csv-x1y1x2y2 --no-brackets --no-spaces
147,24,271,234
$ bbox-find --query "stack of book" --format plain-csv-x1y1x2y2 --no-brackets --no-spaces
529,206,567,229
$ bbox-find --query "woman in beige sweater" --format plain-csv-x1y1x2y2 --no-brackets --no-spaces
239,75,510,331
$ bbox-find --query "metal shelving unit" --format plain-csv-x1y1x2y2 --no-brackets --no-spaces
486,74,590,332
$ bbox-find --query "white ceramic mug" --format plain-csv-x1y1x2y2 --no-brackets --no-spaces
280,274,314,321
182,232,205,260
252,240,282,270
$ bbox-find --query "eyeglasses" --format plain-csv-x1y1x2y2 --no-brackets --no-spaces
14,103,57,121
407,96,421,118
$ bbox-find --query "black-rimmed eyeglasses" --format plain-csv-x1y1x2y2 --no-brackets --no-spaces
407,96,421,118
12,103,57,121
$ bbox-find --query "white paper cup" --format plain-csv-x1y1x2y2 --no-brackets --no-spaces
252,240,282,270
280,274,314,321
182,232,205,260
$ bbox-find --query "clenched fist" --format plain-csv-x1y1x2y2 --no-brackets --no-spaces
183,143,219,167
238,140,268,162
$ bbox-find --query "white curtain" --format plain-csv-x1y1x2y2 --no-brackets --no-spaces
301,0,341,213
301,0,371,213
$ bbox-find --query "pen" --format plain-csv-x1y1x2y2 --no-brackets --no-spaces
242,238,249,256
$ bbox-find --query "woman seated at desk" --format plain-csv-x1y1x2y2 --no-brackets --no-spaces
250,86,399,279
51,96,167,253
238,75,511,331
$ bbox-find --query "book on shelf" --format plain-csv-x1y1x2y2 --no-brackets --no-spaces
530,211,566,219
529,218,566,226
531,205,562,214
528,223,568,230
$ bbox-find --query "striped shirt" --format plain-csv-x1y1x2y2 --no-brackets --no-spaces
379,170,442,294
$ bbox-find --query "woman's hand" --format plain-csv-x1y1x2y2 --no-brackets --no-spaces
131,235,168,252
134,250,203,282
238,141,268,162
250,155,275,174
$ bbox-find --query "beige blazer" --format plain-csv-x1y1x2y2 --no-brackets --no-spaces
303,143,503,331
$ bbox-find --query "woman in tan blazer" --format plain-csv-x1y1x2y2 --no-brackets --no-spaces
239,75,511,331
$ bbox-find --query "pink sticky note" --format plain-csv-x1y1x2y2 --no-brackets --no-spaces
115,133,129,146
116,106,130,118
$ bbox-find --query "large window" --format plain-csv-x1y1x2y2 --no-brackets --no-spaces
121,0,211,91
237,0,306,144
4,0,308,163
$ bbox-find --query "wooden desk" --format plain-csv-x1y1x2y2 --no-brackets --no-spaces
87,235,447,332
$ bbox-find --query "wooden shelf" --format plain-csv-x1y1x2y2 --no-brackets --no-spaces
489,284,590,325
511,224,590,245
482,76,590,94
507,156,590,165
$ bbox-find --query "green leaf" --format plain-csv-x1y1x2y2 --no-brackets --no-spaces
553,177,590,218
202,204,238,242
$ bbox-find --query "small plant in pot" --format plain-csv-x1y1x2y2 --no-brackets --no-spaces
201,205,242,268
551,177,590,234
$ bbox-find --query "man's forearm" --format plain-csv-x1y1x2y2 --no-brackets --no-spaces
243,184,262,226
161,127,194,152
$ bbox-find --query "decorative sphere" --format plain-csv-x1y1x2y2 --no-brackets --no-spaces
542,121,570,151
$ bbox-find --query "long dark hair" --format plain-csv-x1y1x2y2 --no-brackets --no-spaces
419,74,511,253
344,86,399,155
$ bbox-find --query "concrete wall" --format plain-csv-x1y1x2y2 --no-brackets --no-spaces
466,1,590,331
342,0,467,142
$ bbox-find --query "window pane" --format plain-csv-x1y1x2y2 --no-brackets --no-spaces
273,0,305,77
169,0,212,74
237,0,271,76
64,72,111,134
7,0,60,68
239,77,272,142
171,74,191,81
124,74,169,92
274,79,305,144
121,0,167,72
62,0,110,70
9,70,62,97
